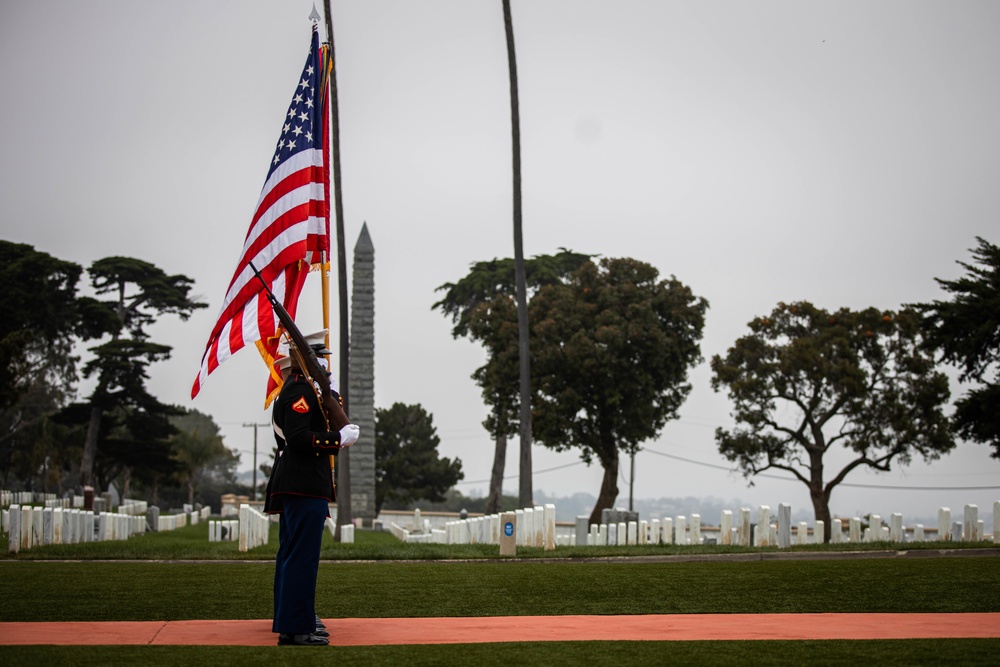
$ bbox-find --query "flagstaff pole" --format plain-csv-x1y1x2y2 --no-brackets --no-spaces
323,0,353,537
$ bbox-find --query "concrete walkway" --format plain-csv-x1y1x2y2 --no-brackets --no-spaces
1,613,999,646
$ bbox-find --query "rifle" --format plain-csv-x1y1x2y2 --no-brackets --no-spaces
248,261,351,432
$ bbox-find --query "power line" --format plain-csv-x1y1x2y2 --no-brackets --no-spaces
455,444,999,492
455,459,587,486
640,446,1000,491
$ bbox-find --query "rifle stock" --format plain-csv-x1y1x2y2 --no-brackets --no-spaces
249,262,351,431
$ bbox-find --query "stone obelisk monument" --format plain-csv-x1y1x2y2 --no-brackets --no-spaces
348,223,376,526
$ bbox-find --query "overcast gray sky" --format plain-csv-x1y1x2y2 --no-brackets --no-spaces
2,1,998,521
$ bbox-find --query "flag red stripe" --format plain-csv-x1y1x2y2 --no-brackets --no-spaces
192,28,329,400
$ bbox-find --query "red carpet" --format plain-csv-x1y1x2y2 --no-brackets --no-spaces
1,613,998,646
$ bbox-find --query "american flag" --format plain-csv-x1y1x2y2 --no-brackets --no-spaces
192,25,330,400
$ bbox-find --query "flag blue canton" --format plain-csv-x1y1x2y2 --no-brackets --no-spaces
267,27,322,179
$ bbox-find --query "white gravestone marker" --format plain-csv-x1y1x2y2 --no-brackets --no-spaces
499,512,516,556
720,510,733,546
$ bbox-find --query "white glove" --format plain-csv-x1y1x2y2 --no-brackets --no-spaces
339,424,360,447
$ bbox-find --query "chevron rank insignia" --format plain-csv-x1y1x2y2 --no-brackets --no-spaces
292,397,310,414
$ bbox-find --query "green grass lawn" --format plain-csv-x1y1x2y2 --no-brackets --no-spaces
1,522,998,665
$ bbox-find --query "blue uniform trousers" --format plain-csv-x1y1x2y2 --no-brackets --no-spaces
272,495,328,635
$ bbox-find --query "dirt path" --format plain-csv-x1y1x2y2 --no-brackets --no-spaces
2,613,998,646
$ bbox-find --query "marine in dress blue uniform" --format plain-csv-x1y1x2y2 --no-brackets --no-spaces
264,341,359,647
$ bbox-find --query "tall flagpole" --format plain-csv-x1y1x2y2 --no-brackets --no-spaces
323,0,353,537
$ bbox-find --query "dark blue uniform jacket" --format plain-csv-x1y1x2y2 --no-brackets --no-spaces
263,371,342,514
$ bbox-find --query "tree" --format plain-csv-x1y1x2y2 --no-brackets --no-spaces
529,258,708,524
374,403,463,515
711,302,953,541
170,409,239,507
433,251,591,512
913,237,1000,458
78,257,207,488
0,242,110,492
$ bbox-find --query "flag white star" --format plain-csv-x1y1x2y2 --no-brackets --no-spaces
293,125,303,137
305,97,314,109
294,93,303,105
299,77,309,90
306,65,314,76
298,111,308,122
305,131,313,142
287,139,297,151
283,123,290,134
287,108,296,119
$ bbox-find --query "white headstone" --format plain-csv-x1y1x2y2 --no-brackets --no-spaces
31,507,43,546
627,521,637,546
544,504,556,550
608,522,618,546
662,517,674,545
889,513,903,542
720,510,733,546
52,507,63,544
849,517,862,543
736,509,751,547
533,505,545,548
938,507,951,541
913,524,925,541
84,511,95,543
650,518,661,545
21,505,32,550
815,520,824,545
964,505,979,541
690,514,701,545
43,508,54,545
830,518,842,544
868,515,882,542
777,504,791,548
756,506,771,547
675,516,687,546
7,505,19,553
796,521,808,545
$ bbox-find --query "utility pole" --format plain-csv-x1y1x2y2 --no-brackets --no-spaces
243,422,268,501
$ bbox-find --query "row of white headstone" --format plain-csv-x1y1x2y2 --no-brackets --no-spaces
390,505,558,549
575,502,999,547
155,506,211,533
0,491,93,509
1,491,56,506
3,505,146,553
209,504,273,551
325,519,355,544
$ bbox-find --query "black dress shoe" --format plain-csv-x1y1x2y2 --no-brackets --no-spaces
315,614,327,630
312,626,330,638
277,633,329,646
